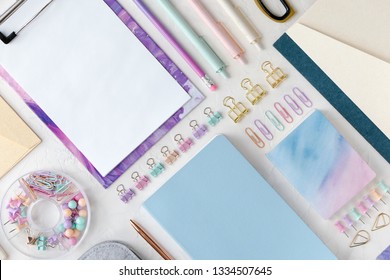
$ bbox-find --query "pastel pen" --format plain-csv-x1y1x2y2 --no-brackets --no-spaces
217,0,262,50
189,0,245,64
133,0,217,91
157,0,229,79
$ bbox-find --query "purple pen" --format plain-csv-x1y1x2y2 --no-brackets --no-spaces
133,0,217,91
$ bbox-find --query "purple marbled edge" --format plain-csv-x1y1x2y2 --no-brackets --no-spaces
0,0,204,188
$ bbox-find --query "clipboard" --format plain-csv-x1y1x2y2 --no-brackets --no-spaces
0,0,204,188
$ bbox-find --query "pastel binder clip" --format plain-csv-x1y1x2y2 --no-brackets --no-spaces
190,120,207,140
245,127,265,148
117,184,135,203
254,119,273,140
265,110,284,131
161,146,179,165
274,102,293,123
223,96,248,123
131,172,149,190
174,134,193,152
204,107,222,127
240,78,266,105
284,94,303,115
261,61,286,88
253,0,295,23
147,158,165,177
293,87,313,107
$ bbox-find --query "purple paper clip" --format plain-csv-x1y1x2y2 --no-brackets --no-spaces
254,119,273,140
274,102,293,123
117,184,135,203
174,134,193,152
284,94,303,115
190,120,207,139
131,172,149,190
245,127,265,148
293,87,313,107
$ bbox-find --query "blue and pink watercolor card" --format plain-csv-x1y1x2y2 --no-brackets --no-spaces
267,110,376,219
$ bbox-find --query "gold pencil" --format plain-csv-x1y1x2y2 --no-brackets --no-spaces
130,219,173,260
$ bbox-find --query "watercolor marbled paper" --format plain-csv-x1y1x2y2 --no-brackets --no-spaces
267,110,376,219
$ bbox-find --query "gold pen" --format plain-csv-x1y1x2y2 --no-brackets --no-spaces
130,219,173,260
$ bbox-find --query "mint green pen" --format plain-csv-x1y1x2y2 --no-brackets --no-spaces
157,0,229,79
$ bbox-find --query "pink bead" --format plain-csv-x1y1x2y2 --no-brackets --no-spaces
68,237,77,246
74,193,83,201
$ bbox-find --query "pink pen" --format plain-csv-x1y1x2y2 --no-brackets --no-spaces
190,0,245,63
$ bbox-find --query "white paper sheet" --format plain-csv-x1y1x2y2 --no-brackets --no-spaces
0,0,190,176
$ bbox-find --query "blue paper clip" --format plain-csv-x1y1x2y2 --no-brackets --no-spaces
204,107,222,126
284,94,303,115
274,102,293,123
254,119,273,140
117,184,135,203
293,87,313,107
147,158,165,177
190,120,207,139
265,110,284,131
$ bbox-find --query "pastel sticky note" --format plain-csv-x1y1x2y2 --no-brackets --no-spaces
267,110,376,219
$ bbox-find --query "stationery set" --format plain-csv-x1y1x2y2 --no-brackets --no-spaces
0,0,389,260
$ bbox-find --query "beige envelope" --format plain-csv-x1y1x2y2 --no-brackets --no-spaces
0,96,40,178
286,0,390,140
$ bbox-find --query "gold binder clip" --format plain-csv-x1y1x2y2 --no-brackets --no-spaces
261,61,286,88
223,96,248,123
240,78,266,105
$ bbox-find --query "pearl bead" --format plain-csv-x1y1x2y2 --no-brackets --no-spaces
68,200,77,210
64,229,74,238
78,210,87,217
76,223,85,231
68,237,77,246
72,230,81,238
75,217,85,225
63,220,73,229
63,209,72,217
78,198,86,208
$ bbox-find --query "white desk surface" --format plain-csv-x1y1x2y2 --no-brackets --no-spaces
1,0,389,260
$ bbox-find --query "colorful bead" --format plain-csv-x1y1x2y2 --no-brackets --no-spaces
78,210,87,218
75,217,85,225
76,223,85,231
56,223,65,233
78,198,86,208
64,229,74,238
68,237,77,246
68,200,77,209
63,208,72,217
63,220,73,229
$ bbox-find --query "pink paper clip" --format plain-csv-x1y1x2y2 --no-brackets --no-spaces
174,134,193,152
190,120,207,139
274,102,293,123
245,127,265,148
131,172,149,190
284,94,303,115
254,119,273,140
293,87,313,107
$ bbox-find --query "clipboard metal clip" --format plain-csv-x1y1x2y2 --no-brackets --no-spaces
0,0,54,44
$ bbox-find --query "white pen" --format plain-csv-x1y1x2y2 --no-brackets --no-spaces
217,0,262,50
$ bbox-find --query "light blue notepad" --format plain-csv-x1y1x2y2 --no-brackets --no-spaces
143,135,335,260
